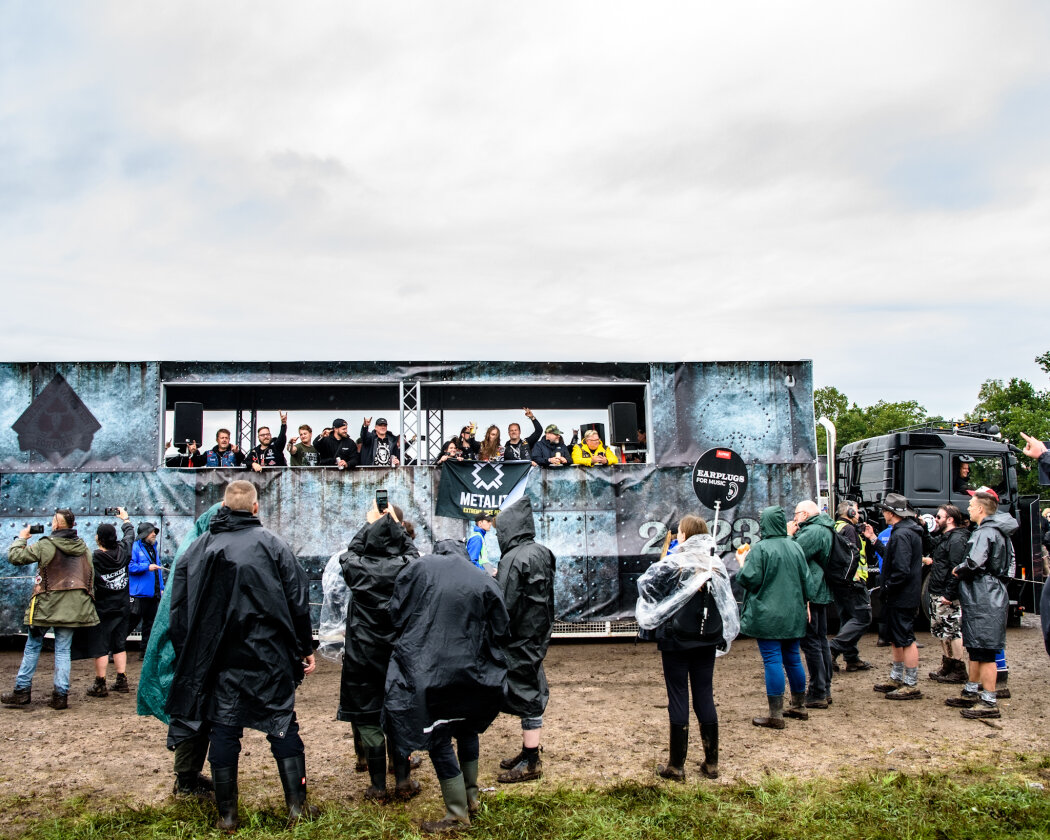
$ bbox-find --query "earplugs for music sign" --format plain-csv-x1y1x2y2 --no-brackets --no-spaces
692,447,748,513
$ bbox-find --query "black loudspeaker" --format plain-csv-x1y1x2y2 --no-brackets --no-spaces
173,402,204,450
609,402,639,445
581,422,606,442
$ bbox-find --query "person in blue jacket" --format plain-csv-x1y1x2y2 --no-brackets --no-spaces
466,515,493,570
129,522,163,656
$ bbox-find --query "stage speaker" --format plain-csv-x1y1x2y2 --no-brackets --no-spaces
581,422,606,442
609,402,639,445
173,402,204,450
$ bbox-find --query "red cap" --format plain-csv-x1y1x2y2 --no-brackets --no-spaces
967,486,999,502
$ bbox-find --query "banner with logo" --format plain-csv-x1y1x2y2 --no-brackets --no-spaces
435,461,534,519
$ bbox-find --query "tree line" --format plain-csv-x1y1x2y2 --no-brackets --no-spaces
815,351,1050,498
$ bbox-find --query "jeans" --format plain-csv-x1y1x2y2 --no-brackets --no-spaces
428,723,480,781
799,603,832,699
829,583,872,662
16,626,74,694
756,639,806,697
660,647,717,726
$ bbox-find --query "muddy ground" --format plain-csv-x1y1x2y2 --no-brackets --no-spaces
1,620,1047,831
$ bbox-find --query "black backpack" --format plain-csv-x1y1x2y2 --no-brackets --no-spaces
670,582,724,647
825,524,861,587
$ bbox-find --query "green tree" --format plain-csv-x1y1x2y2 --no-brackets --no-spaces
968,374,1050,497
813,387,929,454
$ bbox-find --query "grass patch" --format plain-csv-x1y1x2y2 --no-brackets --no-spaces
12,771,1050,840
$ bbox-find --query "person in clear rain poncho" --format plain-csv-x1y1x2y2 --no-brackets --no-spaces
636,515,739,781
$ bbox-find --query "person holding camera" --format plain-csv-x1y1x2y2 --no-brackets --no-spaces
827,503,873,674
73,507,136,697
128,522,163,657
2,508,99,710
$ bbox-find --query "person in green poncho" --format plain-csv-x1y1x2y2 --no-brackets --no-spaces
137,502,222,797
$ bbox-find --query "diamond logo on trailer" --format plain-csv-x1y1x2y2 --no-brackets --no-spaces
472,462,504,491
12,373,101,463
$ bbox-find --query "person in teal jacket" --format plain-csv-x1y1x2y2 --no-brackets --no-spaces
789,501,836,710
737,506,815,730
137,502,222,797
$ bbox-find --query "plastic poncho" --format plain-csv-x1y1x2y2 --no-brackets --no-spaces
317,552,350,661
635,532,740,656
382,540,509,753
137,502,222,722
495,497,556,719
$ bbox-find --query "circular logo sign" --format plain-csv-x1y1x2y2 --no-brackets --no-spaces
692,447,748,510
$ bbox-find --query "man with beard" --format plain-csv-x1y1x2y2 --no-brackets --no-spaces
205,428,244,468
336,501,420,802
383,539,509,833
924,504,969,684
315,418,360,469
503,409,543,462
945,488,1017,720
247,413,289,472
865,494,926,700
493,498,556,783
360,417,401,467
167,480,316,830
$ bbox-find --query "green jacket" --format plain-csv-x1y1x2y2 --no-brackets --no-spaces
737,506,813,640
792,511,835,605
9,532,99,629
137,503,222,722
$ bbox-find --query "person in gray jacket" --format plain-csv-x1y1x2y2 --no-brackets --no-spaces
944,487,1016,720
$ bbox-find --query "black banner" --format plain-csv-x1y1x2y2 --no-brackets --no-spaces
435,461,533,519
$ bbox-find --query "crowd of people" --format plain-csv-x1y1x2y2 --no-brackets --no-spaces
166,408,647,470
3,434,1049,833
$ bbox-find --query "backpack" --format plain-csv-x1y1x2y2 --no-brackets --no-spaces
825,523,861,587
670,582,724,647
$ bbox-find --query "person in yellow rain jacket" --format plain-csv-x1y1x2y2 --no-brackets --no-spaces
572,429,619,466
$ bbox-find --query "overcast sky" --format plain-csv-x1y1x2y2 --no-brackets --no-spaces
3,2,1048,419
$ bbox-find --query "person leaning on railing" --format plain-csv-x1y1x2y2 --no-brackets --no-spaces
571,429,619,466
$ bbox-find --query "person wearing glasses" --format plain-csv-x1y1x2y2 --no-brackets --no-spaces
2,508,99,710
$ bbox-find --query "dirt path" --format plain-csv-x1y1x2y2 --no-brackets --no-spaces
1,620,1047,827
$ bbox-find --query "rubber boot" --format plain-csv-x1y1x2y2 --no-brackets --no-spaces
656,723,688,781
461,759,480,814
783,692,809,720
421,773,471,834
393,749,422,800
928,655,951,681
212,765,239,833
353,724,368,773
699,721,719,779
276,754,318,827
86,676,108,698
1,686,31,706
752,695,786,729
364,744,388,801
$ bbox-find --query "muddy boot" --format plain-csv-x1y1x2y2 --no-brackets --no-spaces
421,773,470,834
86,676,109,698
212,765,239,833
48,690,68,710
1,686,31,706
928,655,951,681
276,754,318,827
752,695,786,730
656,723,688,781
461,759,480,815
393,750,422,801
941,658,968,684
499,745,526,770
944,685,980,708
110,673,130,694
174,772,214,799
363,744,388,801
699,722,719,779
497,746,542,783
783,692,809,720
995,670,1010,699
353,725,368,773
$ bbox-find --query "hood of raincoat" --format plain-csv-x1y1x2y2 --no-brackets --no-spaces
496,497,536,554
759,506,788,539
348,513,415,559
981,511,1019,540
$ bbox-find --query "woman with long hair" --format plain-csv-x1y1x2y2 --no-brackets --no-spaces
478,425,502,462
636,515,739,781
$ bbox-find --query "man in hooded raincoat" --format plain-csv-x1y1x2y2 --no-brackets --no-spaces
336,501,419,801
383,540,509,833
166,480,316,831
493,497,556,783
944,487,1017,720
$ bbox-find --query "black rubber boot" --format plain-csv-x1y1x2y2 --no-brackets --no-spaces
353,724,367,773
212,765,239,833
276,754,318,827
393,750,422,800
699,721,719,779
656,723,688,781
421,773,470,834
364,744,388,801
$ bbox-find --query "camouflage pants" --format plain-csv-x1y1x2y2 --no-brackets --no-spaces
928,592,962,641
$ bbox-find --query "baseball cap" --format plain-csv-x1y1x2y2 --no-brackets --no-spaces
967,486,1000,502
376,417,388,426
332,418,347,429
544,423,563,435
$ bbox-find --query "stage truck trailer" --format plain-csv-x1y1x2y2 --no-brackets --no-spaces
0,361,819,638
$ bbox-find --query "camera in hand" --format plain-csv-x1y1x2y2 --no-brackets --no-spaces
105,507,120,516
28,524,44,535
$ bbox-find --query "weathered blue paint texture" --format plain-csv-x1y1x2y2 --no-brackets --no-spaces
0,361,817,634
